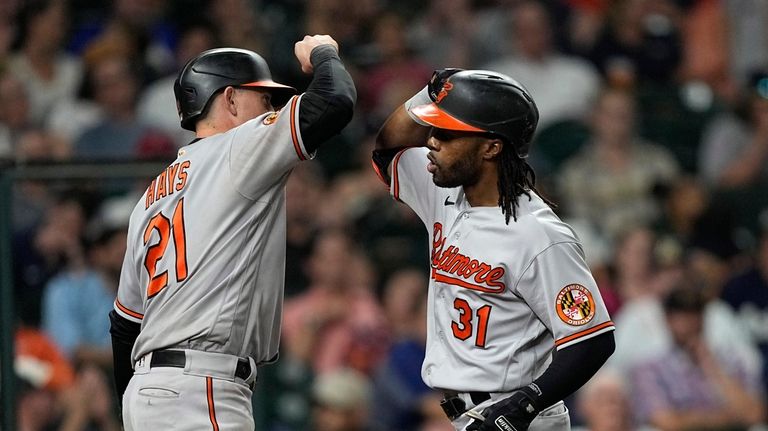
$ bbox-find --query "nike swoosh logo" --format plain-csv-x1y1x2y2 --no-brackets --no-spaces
444,196,455,206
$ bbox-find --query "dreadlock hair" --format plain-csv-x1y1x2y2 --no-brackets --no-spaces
497,139,556,224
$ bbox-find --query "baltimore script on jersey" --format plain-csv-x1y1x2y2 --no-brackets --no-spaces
431,221,506,293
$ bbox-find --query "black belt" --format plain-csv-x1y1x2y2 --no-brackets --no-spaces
150,350,252,381
440,391,491,421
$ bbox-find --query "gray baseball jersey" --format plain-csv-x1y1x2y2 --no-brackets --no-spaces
114,95,310,365
390,147,614,393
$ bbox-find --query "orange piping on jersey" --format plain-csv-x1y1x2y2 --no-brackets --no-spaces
206,377,220,431
391,149,408,202
370,159,390,187
555,321,614,347
115,299,143,320
432,271,506,294
289,97,306,161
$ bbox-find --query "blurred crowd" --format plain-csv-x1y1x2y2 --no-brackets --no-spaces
3,0,768,430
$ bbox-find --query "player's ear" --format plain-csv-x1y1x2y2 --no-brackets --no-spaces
223,86,238,116
482,138,503,160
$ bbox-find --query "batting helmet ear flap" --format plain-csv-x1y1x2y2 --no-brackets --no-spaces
174,48,296,131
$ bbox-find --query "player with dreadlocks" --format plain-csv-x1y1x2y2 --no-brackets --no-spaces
372,68,614,431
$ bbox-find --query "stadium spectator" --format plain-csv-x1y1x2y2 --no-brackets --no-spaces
483,0,601,128
408,0,473,69
721,228,768,404
68,0,175,79
573,369,658,431
359,12,432,126
369,269,446,431
282,229,389,375
137,21,218,148
608,226,760,375
699,71,768,189
8,0,83,126
557,87,679,243
312,368,372,431
42,226,127,368
73,50,174,160
14,198,86,326
0,72,32,159
15,325,120,431
630,286,765,430
723,0,768,87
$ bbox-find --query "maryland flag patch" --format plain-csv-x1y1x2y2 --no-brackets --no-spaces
556,284,595,326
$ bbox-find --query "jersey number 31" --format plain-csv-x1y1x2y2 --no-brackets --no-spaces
143,199,188,298
452,298,492,348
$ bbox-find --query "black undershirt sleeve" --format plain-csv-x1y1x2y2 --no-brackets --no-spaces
531,331,615,409
297,45,356,154
109,310,141,404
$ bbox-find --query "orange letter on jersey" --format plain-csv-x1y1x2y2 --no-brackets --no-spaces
176,161,191,191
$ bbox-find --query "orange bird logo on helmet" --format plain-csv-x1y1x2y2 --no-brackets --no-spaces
435,82,454,103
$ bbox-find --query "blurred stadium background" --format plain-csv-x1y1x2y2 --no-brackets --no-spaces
2,0,768,430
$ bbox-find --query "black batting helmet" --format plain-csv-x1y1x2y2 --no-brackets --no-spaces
174,48,296,131
411,70,539,157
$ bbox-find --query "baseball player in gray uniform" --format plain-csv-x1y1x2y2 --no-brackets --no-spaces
108,35,355,430
373,69,615,431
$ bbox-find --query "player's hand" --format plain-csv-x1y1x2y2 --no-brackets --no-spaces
295,35,339,74
427,68,463,102
465,388,538,431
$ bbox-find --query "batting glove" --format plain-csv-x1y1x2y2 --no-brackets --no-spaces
427,68,463,102
465,385,540,431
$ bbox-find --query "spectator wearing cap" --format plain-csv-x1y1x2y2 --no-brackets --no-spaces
629,286,765,430
15,324,120,431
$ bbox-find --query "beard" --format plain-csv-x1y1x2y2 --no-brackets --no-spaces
432,154,482,188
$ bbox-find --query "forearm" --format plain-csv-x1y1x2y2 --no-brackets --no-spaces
371,90,432,182
375,88,431,152
298,45,356,153
109,310,140,403
529,331,615,410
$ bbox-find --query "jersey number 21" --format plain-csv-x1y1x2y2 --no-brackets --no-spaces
143,199,188,298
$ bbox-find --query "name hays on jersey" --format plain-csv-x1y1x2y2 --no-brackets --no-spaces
145,161,191,209
430,222,506,293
